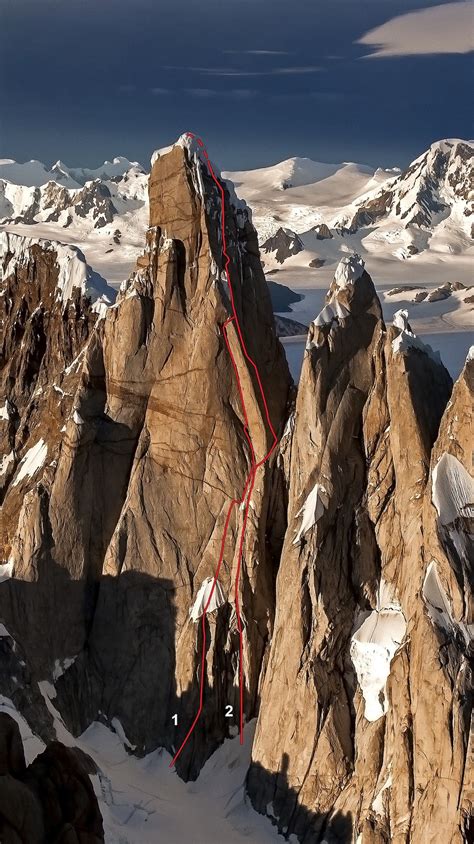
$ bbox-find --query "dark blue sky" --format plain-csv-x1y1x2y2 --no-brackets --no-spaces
0,0,472,170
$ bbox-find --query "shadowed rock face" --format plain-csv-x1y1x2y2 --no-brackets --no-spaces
0,140,291,780
0,713,104,843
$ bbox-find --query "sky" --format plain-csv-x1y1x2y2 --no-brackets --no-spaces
0,0,473,171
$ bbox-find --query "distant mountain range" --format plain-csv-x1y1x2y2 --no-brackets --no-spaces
1,140,472,290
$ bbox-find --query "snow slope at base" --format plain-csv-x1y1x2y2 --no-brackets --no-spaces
82,721,283,844
0,689,283,844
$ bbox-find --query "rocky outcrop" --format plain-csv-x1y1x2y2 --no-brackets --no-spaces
0,137,291,780
0,234,115,543
0,713,103,843
248,256,470,842
312,223,333,240
261,227,304,264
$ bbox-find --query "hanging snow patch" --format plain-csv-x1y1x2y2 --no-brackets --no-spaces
391,308,441,363
281,411,295,440
293,483,329,545
12,439,48,486
0,450,14,478
372,773,393,816
423,561,473,645
334,254,365,288
312,298,350,330
392,308,410,332
0,399,13,420
0,560,14,582
432,453,474,525
422,561,455,636
190,577,226,622
350,580,406,722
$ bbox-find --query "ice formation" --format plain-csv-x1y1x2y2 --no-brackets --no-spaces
190,577,226,622
350,580,406,721
293,483,329,545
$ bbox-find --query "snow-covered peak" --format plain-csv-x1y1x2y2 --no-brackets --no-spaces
334,254,365,288
0,155,145,191
67,156,145,186
227,157,375,195
151,134,250,222
151,133,207,167
0,158,80,188
0,231,116,307
338,138,473,235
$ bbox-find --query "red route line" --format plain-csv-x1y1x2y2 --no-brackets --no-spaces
170,132,278,768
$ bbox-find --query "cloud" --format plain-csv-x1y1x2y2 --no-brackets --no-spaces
118,84,136,94
164,65,322,77
357,1,474,58
150,87,170,95
222,50,292,55
273,66,323,75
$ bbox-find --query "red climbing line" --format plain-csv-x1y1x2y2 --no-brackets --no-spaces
170,132,278,768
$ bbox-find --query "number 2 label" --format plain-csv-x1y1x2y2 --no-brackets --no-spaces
225,705,233,718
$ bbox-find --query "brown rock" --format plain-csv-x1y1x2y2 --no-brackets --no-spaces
0,714,103,843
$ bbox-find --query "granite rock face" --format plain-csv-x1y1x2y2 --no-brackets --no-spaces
248,257,472,843
0,138,291,780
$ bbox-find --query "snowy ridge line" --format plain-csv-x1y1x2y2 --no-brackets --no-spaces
0,230,115,308
169,132,279,768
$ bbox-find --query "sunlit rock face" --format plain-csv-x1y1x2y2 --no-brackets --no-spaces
248,259,470,843
0,137,291,781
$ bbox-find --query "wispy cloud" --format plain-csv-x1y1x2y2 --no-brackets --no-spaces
164,65,322,77
222,50,292,55
357,1,474,58
118,84,136,94
150,87,170,95
273,66,323,75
